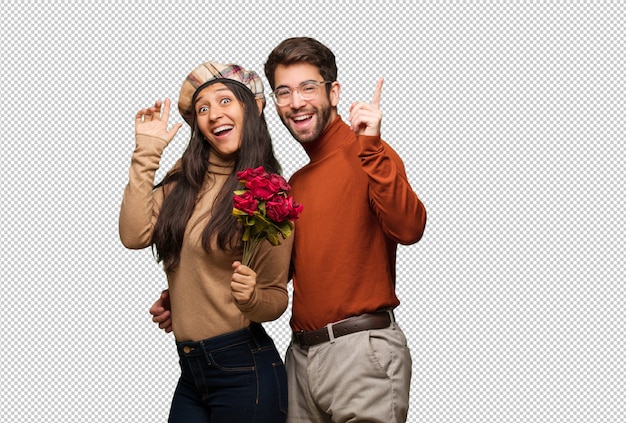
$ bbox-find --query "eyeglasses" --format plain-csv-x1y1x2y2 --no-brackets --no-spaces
270,81,332,106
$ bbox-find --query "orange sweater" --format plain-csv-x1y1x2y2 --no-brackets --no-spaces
289,116,426,332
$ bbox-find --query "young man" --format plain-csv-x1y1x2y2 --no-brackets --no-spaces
151,37,427,422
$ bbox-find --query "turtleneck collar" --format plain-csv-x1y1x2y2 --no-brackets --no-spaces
208,149,235,176
300,115,351,162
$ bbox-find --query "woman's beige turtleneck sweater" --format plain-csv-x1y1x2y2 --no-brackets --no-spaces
119,134,291,341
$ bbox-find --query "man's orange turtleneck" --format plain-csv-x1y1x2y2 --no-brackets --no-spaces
288,116,426,332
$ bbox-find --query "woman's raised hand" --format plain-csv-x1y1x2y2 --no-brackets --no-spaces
135,98,182,145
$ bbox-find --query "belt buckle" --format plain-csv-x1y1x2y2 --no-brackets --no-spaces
295,330,308,347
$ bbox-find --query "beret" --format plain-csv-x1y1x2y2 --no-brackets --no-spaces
178,61,265,125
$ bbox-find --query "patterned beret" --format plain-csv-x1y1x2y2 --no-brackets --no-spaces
178,61,266,126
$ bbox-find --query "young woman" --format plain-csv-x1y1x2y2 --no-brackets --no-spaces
119,62,291,422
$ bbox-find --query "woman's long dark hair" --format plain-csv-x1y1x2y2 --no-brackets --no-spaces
152,79,280,272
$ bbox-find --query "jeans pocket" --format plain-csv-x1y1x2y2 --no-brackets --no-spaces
209,341,255,372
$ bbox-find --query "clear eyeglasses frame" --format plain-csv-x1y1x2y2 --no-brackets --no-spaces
269,81,332,106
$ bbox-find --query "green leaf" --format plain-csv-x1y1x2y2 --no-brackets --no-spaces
242,226,252,241
266,230,280,246
232,208,250,217
274,220,293,238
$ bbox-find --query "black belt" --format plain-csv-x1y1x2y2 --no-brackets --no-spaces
293,310,394,347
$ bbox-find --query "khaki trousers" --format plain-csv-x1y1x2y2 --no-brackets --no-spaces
285,323,411,423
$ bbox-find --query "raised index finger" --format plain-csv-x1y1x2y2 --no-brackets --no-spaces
371,77,384,107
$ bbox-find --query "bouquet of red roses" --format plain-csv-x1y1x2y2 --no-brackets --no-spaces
232,166,303,266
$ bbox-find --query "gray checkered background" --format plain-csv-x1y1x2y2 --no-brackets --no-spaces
1,1,624,422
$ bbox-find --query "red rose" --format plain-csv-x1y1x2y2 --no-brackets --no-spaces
266,195,291,222
247,175,281,200
286,196,303,220
236,166,267,183
233,190,259,215
268,173,291,191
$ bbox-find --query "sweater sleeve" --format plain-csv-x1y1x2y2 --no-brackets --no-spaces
358,135,427,245
118,134,169,249
235,230,293,323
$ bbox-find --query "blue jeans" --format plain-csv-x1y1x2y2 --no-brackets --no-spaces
169,323,287,423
